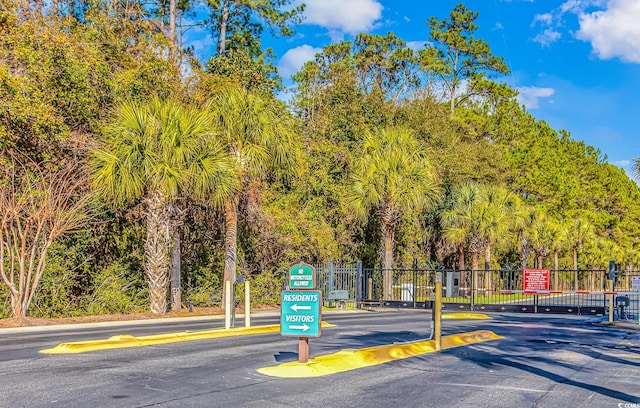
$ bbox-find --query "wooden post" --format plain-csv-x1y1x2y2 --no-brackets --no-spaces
245,281,251,327
299,337,309,363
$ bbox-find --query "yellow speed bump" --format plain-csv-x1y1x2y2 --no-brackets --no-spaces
442,312,491,320
40,321,335,354
257,329,502,378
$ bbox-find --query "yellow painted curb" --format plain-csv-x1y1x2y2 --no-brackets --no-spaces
40,321,335,354
257,330,502,378
442,312,491,320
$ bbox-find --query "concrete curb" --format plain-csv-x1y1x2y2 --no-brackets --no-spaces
40,321,337,354
258,330,503,378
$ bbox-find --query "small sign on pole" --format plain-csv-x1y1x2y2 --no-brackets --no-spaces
288,262,317,289
280,290,322,338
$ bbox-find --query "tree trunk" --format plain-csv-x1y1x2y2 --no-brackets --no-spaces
382,221,395,301
458,244,466,295
169,0,177,44
537,254,544,269
145,191,172,315
10,286,25,318
520,238,531,270
170,221,181,311
554,249,559,290
218,0,229,55
573,245,578,292
484,243,490,271
471,251,479,294
484,242,492,293
457,244,465,270
168,0,178,62
223,195,239,308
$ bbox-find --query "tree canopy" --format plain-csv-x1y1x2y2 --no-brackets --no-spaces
2,2,639,318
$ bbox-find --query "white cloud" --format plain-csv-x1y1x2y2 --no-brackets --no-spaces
406,41,427,52
613,159,636,178
516,86,555,109
181,24,216,61
532,13,553,26
301,0,383,36
560,0,585,14
532,28,561,47
278,45,322,78
576,0,640,63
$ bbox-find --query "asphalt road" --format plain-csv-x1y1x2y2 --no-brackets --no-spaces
0,311,639,408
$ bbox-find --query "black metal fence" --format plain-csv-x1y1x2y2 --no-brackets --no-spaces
360,266,640,319
285,261,639,320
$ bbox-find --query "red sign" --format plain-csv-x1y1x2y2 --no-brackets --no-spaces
523,269,550,291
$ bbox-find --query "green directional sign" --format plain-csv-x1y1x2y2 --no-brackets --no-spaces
280,290,322,337
288,262,316,289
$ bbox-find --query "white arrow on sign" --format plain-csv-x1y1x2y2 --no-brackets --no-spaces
289,323,310,332
291,304,312,312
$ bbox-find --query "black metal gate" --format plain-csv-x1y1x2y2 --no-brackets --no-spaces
299,261,639,318
358,266,640,317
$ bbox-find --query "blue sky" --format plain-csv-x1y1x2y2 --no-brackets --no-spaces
187,0,640,176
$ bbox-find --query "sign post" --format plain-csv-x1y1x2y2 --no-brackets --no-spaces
281,262,321,363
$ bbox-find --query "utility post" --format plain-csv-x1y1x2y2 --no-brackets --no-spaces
608,261,615,322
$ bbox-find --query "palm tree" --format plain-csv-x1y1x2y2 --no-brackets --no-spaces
442,183,479,293
545,217,566,289
90,99,236,314
567,216,595,291
529,210,553,268
442,184,478,271
349,126,440,300
208,85,299,301
477,186,519,292
443,184,518,293
633,157,640,180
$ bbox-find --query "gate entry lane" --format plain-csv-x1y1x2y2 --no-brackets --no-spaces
0,311,639,408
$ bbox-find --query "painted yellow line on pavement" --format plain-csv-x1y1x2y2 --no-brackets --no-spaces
442,312,491,320
40,321,336,354
257,330,502,378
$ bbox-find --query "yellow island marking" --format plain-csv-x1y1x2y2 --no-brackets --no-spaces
442,312,491,320
40,321,335,354
257,329,502,378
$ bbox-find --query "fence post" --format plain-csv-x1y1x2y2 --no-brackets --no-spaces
356,260,363,309
328,261,335,307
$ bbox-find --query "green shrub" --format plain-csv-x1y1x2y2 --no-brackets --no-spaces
86,262,147,315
